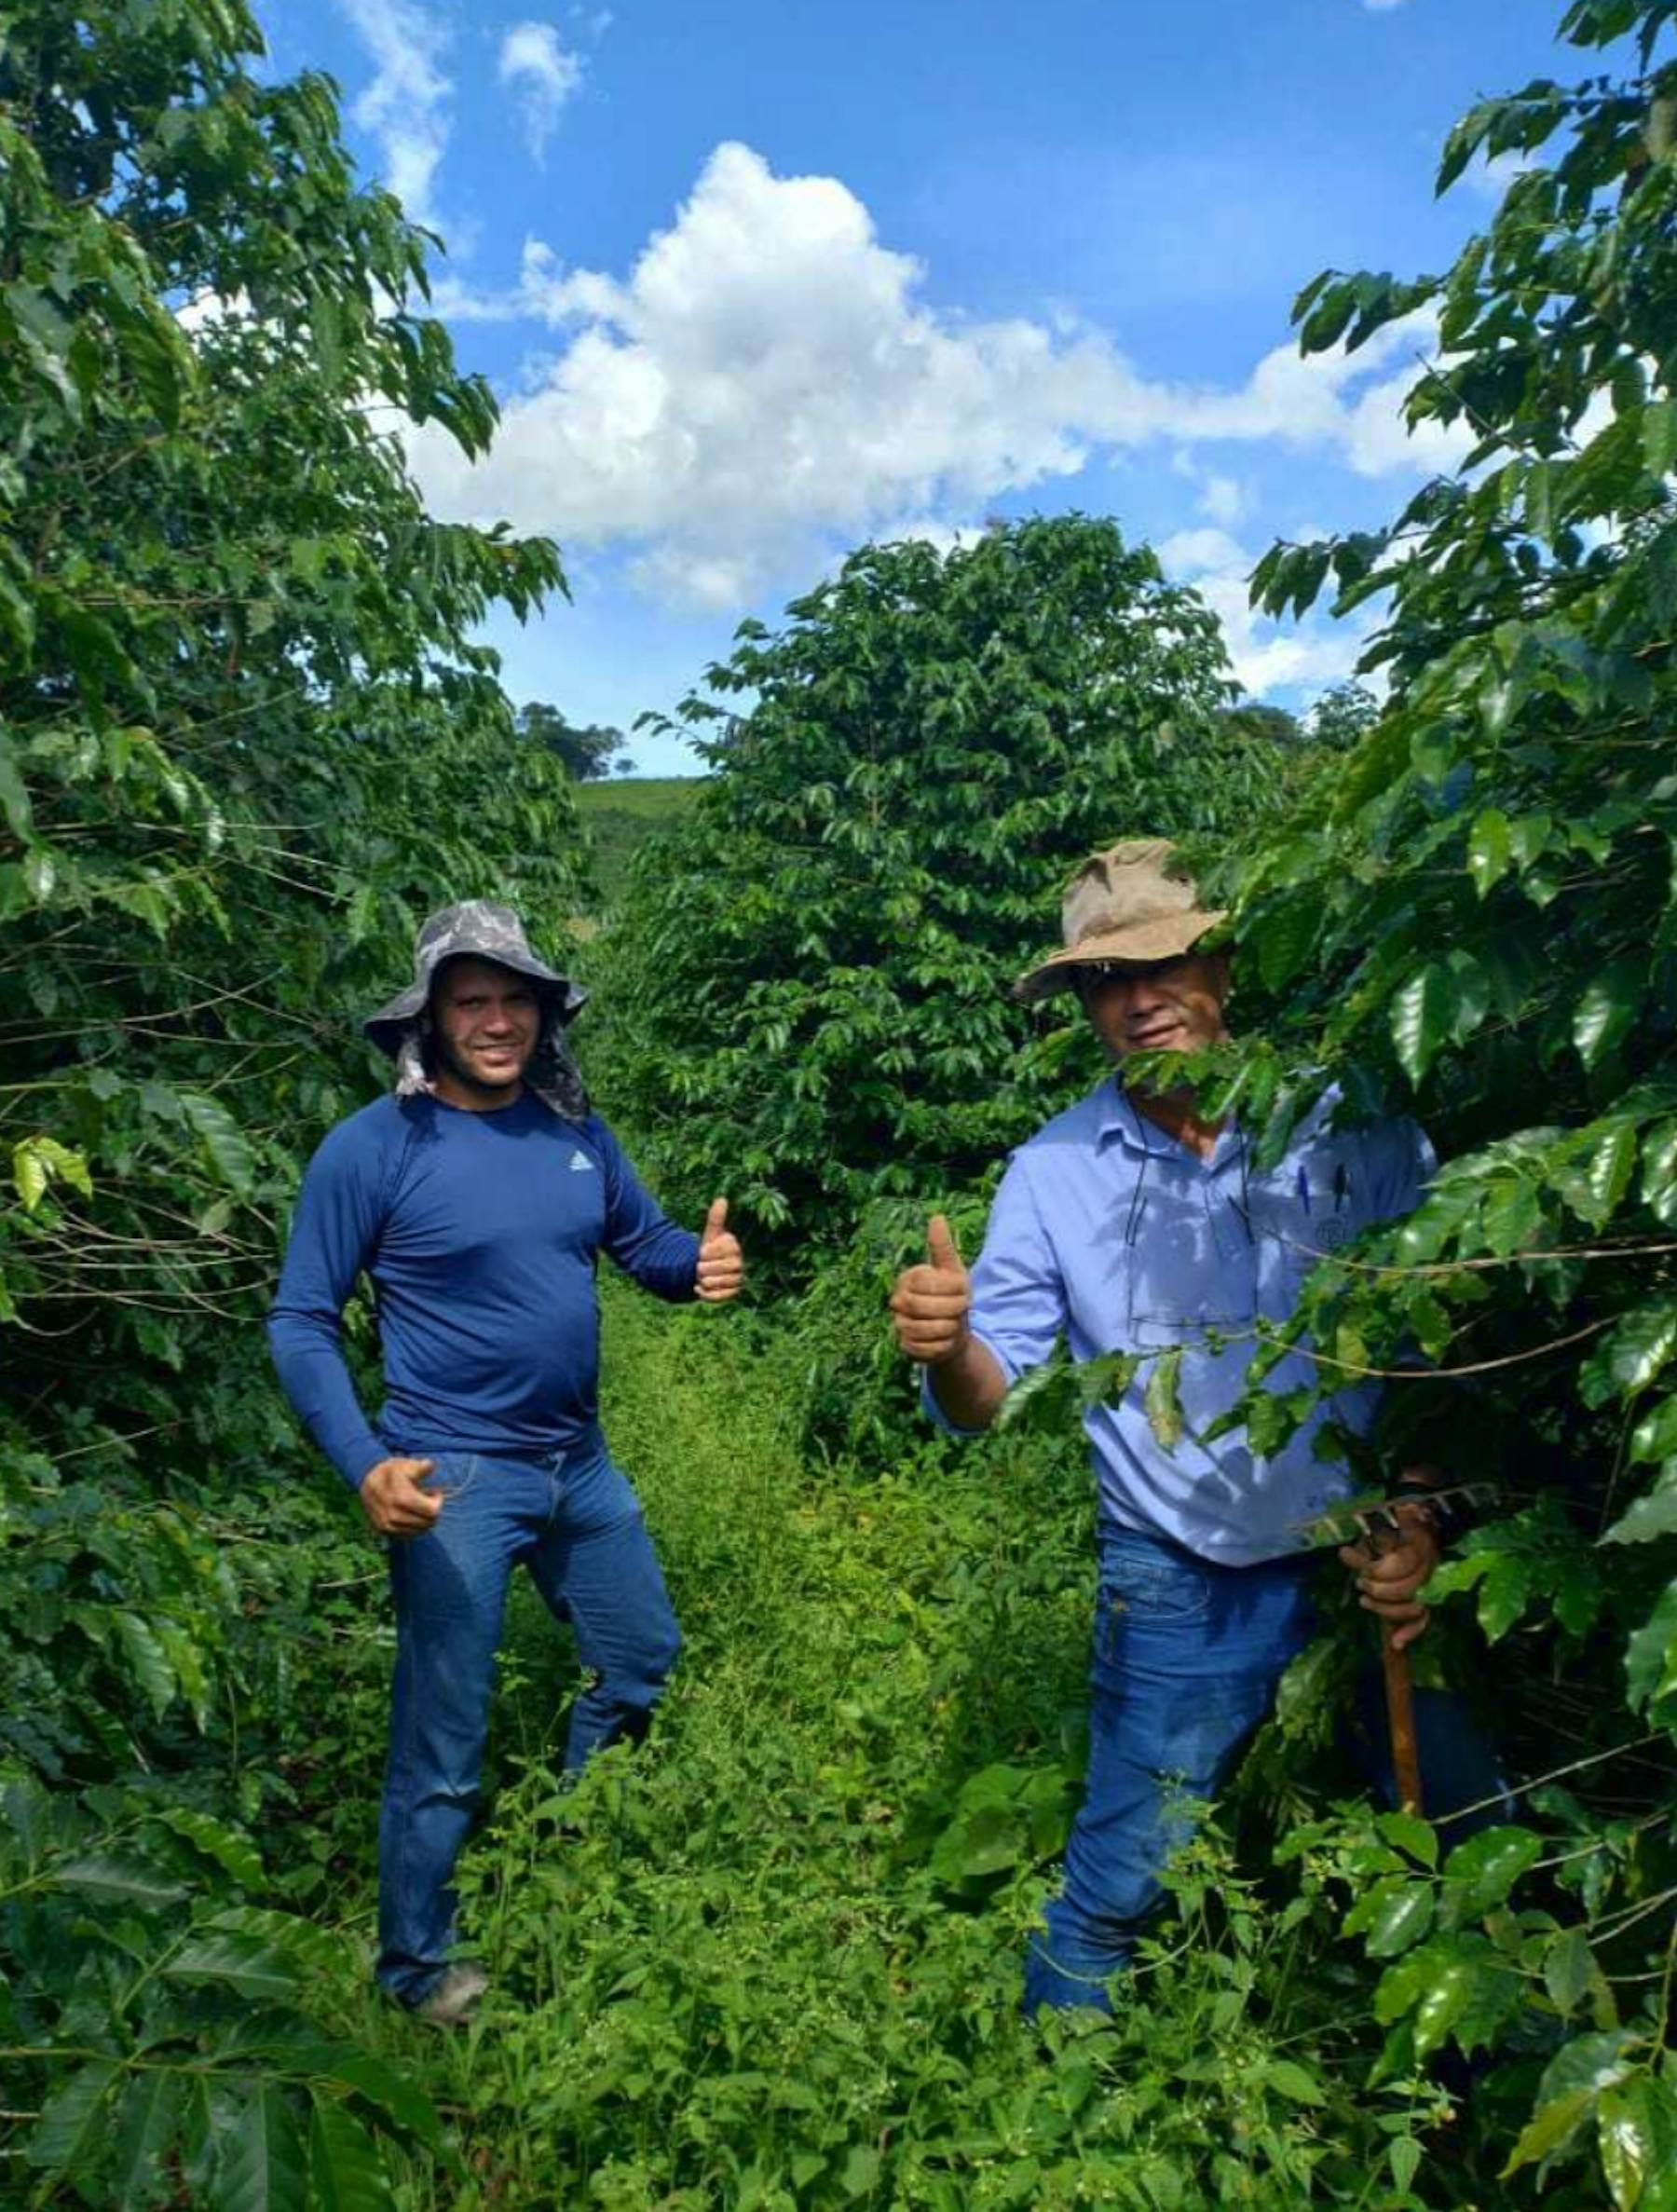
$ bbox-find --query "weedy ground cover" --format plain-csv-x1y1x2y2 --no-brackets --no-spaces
361,1279,1456,2211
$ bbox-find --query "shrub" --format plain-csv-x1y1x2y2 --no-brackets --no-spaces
598,516,1289,1275
0,1,581,2194
1179,3,1677,2193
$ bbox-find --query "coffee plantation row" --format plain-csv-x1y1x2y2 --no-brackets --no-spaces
3,1,1674,2205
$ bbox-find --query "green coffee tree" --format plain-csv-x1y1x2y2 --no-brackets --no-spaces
602,516,1287,1276
1201,3,1677,2194
0,3,581,2197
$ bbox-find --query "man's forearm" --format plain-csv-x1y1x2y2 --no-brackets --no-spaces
925,1335,1009,1430
267,1309,385,1490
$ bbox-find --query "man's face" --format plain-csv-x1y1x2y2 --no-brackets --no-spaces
429,957,542,1097
1075,952,1231,1065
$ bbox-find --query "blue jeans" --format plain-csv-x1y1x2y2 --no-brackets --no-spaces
1023,1526,1506,2014
377,1431,680,2006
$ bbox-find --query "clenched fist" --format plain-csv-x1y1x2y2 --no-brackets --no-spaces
695,1195,745,1304
1340,1490,1443,1652
360,1455,442,1540
889,1214,972,1365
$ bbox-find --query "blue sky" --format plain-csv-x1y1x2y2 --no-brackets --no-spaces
257,0,1597,771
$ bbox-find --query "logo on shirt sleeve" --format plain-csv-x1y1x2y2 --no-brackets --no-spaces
567,1148,595,1172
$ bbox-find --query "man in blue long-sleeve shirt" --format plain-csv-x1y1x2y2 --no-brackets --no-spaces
270,900,743,2023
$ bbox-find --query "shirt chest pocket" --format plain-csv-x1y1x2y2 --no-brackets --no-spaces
1248,1151,1362,1293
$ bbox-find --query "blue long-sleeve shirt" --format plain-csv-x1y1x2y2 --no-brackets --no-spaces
268,1091,700,1487
925,1079,1433,1565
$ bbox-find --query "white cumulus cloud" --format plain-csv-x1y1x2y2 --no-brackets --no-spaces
1159,526,1371,698
1200,472,1252,527
498,22,584,160
337,0,454,226
410,142,1470,612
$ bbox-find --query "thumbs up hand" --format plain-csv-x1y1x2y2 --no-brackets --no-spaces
889,1213,973,1365
695,1196,745,1304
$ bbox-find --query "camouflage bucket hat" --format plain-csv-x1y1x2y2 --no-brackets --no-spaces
1012,839,1226,1004
362,900,587,1057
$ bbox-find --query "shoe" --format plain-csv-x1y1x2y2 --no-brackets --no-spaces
414,1961,489,2027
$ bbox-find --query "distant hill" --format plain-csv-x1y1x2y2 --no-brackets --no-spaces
575,777,705,910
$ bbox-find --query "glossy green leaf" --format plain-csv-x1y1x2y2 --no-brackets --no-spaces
1625,1580,1677,1714
178,1091,256,1196
210,2082,307,2212
1642,1120,1677,1222
1345,1877,1435,1957
996,1358,1080,1434
1643,398,1677,476
112,2072,185,2211
114,1610,177,1718
157,1808,266,1891
1144,1347,1185,1449
1631,1398,1677,1465
56,1852,191,1908
28,2055,121,2179
1467,807,1512,896
1389,2136,1422,2193
1544,1926,1604,2016
167,1931,303,2003
1481,1174,1542,1256
1599,2082,1654,2211
1602,1462,1677,1545
1391,964,1454,1088
1507,812,1554,869
1077,1351,1140,1410
1502,2087,1597,2177
1440,1825,1542,1925
304,2053,443,2149
307,2096,392,2212
1574,957,1646,1071
1411,1958,1475,2058
1376,1807,1439,1869
1538,2029,1640,2112
1598,1301,1677,1400
1557,1121,1639,1228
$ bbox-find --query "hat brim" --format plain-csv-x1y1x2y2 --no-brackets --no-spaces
1011,911,1228,1004
363,951,588,1058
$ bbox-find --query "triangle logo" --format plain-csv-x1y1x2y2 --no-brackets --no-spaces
568,1148,595,1172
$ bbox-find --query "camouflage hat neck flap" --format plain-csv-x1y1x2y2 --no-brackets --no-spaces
364,900,590,1120
1012,840,1227,1004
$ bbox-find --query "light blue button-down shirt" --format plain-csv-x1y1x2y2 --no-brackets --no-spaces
927,1078,1434,1565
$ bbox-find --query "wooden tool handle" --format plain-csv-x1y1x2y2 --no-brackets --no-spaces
1382,1621,1425,1817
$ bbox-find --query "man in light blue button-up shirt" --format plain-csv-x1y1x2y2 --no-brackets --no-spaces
926,1070,1433,1564
891,840,1494,2014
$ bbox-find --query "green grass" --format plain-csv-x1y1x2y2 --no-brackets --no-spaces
576,776,705,909
353,1281,1447,2211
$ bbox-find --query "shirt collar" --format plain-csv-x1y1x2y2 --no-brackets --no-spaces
1095,1077,1246,1172
1095,1079,1176,1156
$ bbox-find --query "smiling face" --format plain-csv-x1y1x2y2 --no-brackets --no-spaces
428,956,543,1109
1075,951,1232,1066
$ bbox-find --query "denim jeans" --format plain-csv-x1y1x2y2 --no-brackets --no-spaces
376,1430,680,2006
1023,1525,1506,2014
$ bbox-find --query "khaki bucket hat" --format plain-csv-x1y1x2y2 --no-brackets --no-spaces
1012,839,1227,1004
